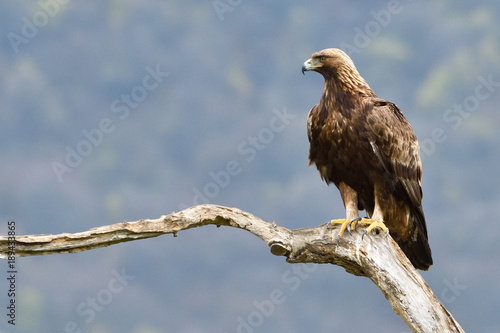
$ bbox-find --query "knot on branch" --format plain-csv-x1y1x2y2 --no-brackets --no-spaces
268,240,291,256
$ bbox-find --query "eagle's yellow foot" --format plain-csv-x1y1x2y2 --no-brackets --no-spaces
354,218,390,240
329,218,389,243
328,219,349,244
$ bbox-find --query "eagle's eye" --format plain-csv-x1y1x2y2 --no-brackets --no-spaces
320,56,326,62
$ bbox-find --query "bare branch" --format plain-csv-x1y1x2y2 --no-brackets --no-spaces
0,204,464,333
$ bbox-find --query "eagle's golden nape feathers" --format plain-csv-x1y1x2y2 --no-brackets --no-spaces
303,48,433,270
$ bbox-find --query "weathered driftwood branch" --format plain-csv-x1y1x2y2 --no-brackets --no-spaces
0,204,463,333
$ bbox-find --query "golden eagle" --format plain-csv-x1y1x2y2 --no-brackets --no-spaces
302,48,432,270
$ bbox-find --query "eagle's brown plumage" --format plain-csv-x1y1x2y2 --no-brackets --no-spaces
302,48,432,270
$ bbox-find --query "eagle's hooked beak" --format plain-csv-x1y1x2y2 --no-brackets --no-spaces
302,58,320,75
301,59,311,75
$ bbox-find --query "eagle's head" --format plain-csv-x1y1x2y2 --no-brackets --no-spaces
301,48,357,77
302,48,373,95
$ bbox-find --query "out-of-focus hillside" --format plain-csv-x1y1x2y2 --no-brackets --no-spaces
0,1,499,332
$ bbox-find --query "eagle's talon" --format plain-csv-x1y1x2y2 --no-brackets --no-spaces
329,219,349,243
347,217,362,235
357,219,389,240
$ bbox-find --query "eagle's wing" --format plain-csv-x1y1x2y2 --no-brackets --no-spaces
366,98,423,209
366,98,432,269
306,104,324,170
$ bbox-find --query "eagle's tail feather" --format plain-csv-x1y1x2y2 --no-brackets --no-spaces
397,208,433,270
